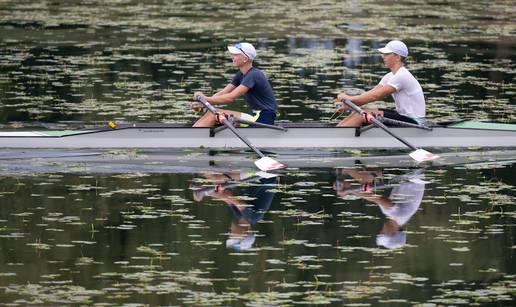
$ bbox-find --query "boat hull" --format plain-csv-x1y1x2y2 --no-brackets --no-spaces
0,124,515,149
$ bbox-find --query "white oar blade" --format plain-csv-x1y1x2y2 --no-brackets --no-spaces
254,157,286,171
408,178,431,184
255,171,279,179
409,149,440,163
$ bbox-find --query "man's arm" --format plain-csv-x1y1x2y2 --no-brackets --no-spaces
336,84,395,109
206,84,249,104
210,190,249,207
193,83,248,107
213,84,237,97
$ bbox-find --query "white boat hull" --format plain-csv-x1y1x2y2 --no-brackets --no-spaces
0,123,515,149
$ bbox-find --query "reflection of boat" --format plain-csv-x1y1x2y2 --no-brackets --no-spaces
0,121,515,149
0,148,514,175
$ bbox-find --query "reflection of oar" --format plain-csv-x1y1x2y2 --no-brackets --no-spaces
196,96,286,171
341,100,439,163
192,171,277,199
335,169,427,193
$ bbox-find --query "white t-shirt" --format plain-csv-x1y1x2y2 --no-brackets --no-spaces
379,174,426,226
379,67,425,120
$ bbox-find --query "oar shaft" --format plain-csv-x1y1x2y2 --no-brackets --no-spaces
370,117,418,150
220,117,266,158
194,175,260,197
343,100,418,151
196,96,265,158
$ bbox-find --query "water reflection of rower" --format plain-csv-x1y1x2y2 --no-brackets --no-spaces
333,168,426,249
191,171,277,251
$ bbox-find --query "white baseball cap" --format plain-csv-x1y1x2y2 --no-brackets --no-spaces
227,42,257,60
376,231,406,249
378,40,408,57
226,234,256,251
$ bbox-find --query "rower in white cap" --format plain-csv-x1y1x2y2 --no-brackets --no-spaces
335,40,426,127
192,42,278,127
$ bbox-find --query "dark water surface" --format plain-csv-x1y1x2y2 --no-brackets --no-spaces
0,0,515,305
0,162,515,305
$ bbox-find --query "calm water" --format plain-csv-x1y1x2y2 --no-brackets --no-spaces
0,0,515,305
0,161,515,305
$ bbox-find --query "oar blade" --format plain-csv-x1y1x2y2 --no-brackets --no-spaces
255,171,279,179
409,149,439,163
254,156,286,171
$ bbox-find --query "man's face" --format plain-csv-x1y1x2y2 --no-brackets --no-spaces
381,52,400,68
231,53,248,67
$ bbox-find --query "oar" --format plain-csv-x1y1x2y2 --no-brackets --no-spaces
195,96,286,171
341,100,439,162
335,169,428,193
234,118,287,131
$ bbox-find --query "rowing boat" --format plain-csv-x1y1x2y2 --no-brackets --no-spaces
0,121,515,149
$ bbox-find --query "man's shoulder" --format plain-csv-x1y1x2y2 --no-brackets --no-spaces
247,67,267,78
392,67,415,81
379,71,393,84
397,67,415,77
383,71,394,78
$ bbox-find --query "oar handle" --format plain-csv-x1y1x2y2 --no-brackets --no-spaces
195,95,218,114
341,100,418,151
340,99,363,114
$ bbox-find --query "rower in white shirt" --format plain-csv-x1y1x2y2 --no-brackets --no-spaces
335,40,426,127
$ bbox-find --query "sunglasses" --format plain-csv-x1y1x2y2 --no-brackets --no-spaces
234,43,250,59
